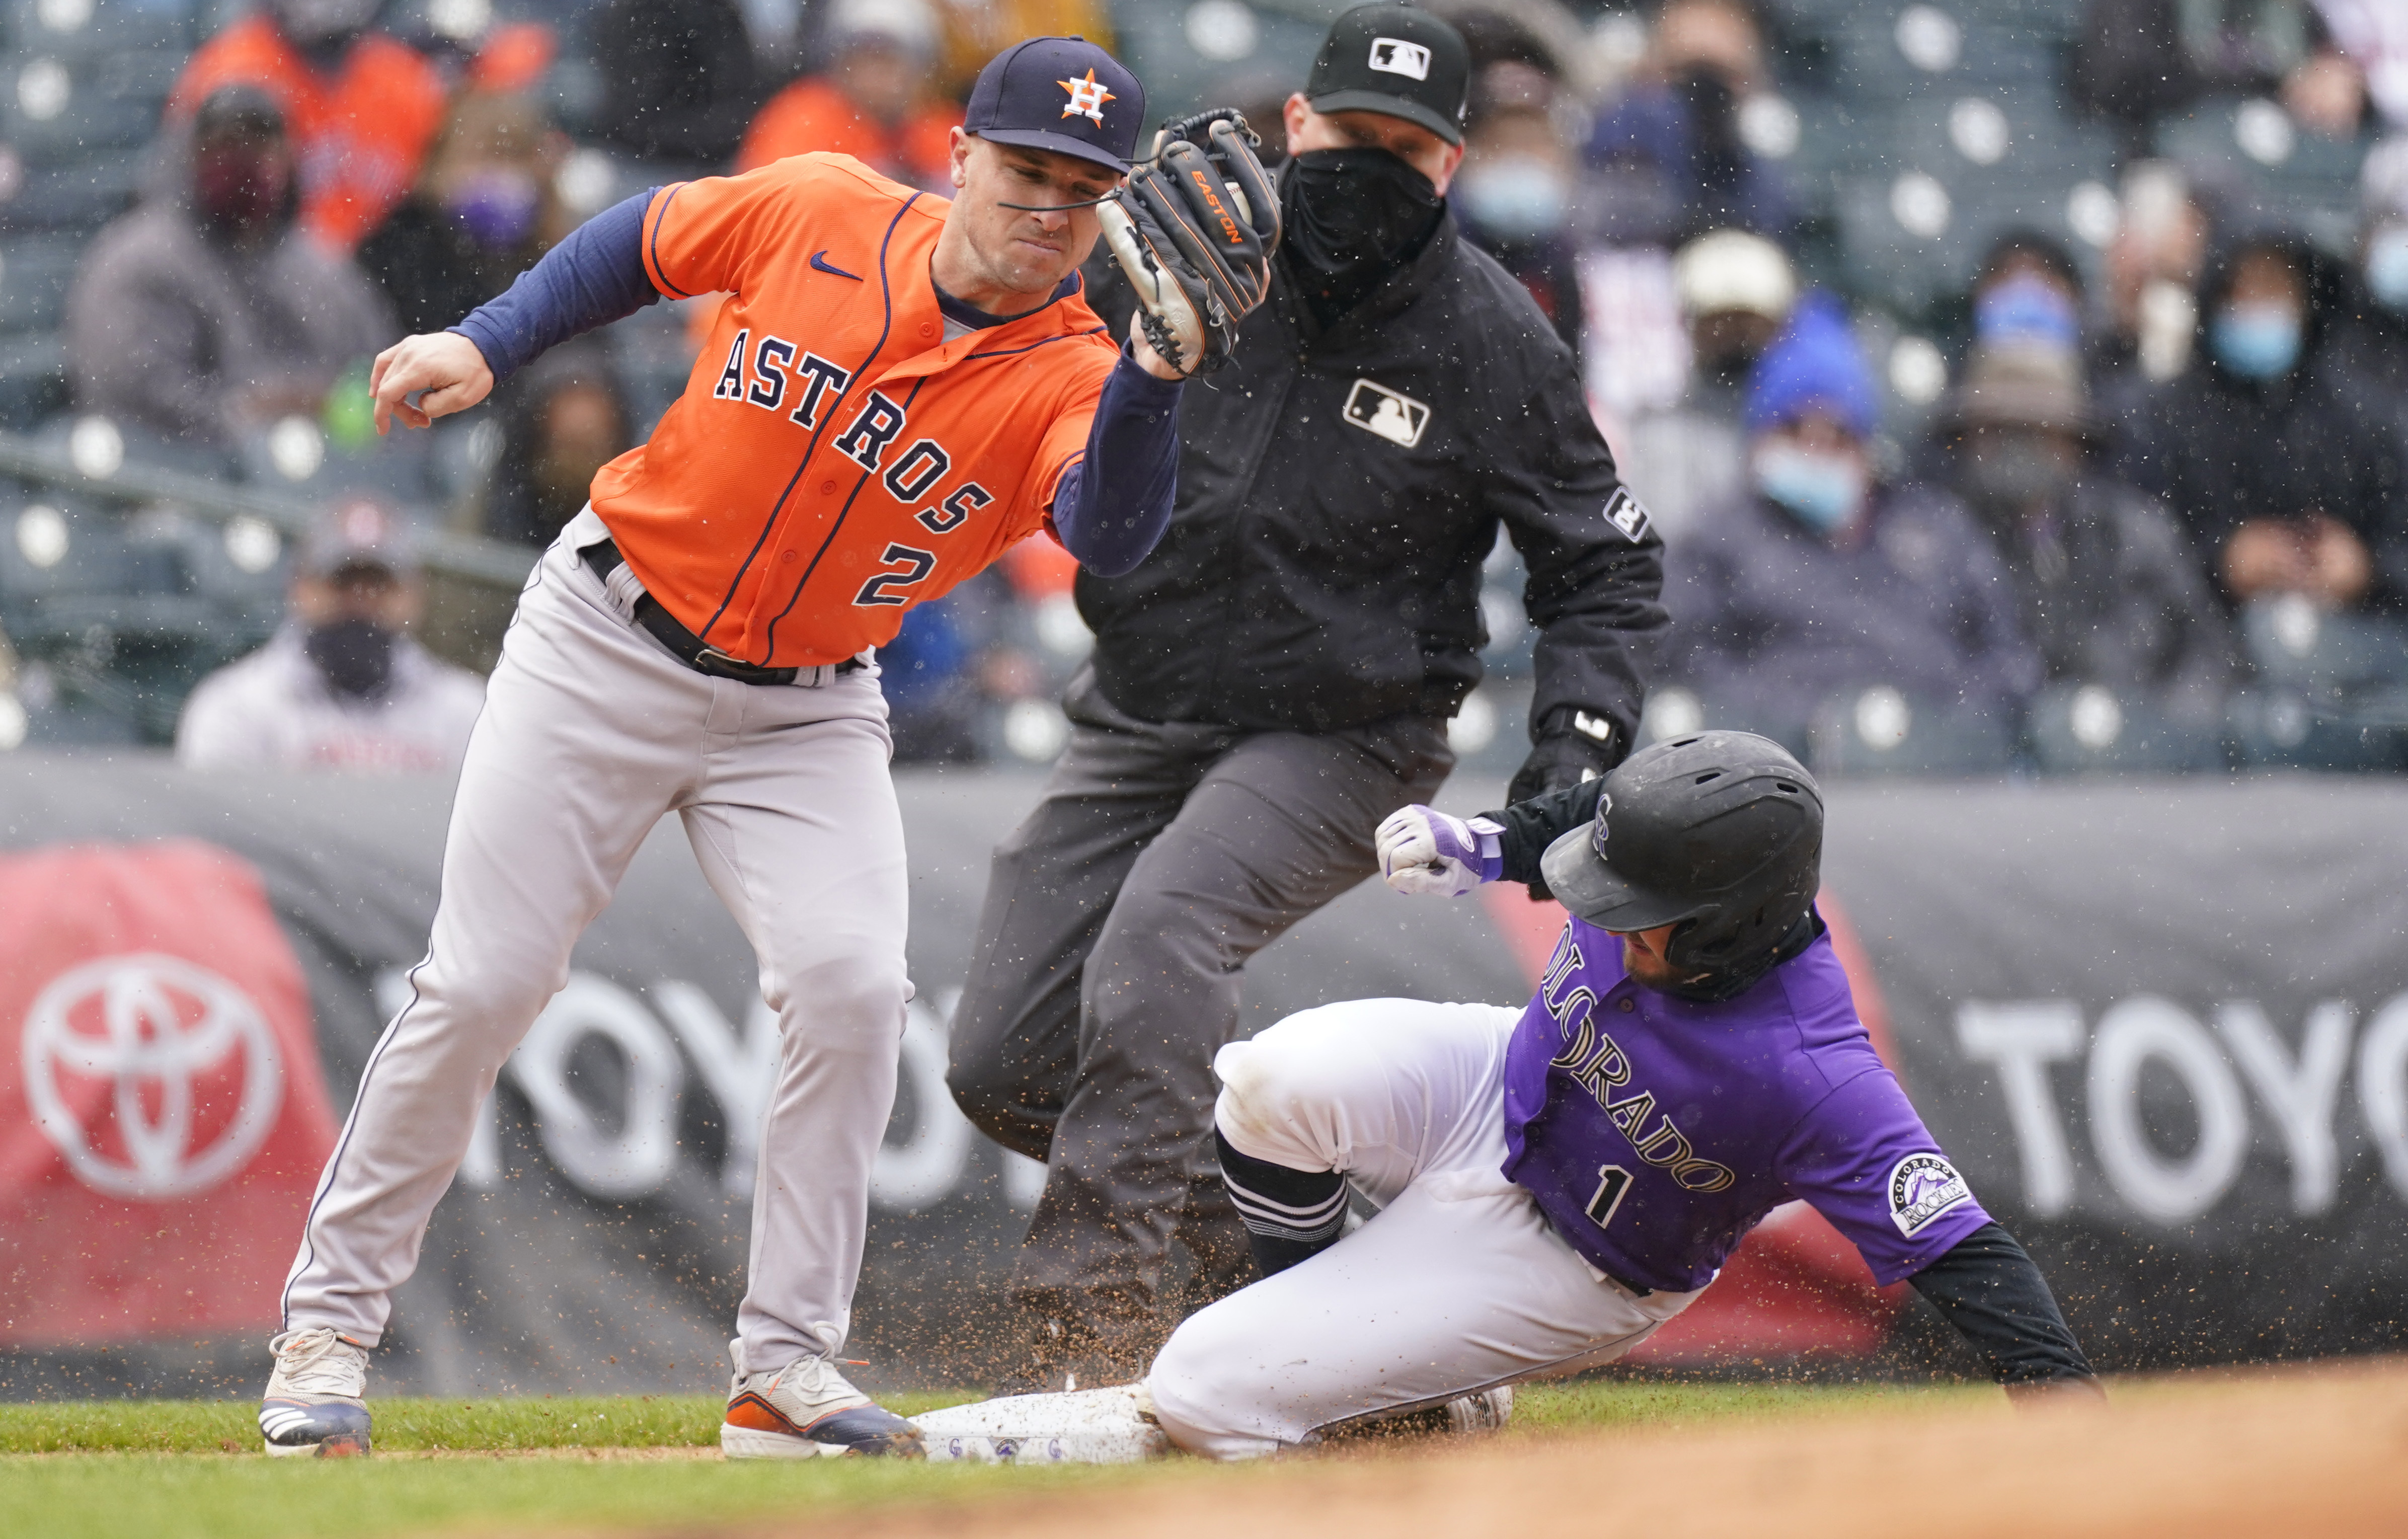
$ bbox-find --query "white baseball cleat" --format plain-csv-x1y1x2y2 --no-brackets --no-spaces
721,1355,925,1459
913,1386,1172,1464
258,1327,372,1457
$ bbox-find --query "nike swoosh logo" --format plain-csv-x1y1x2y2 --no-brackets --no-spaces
810,251,862,281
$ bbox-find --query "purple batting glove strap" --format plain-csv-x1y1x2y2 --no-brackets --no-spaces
1434,812,1507,885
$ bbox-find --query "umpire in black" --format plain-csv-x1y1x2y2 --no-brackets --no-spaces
949,4,1666,1387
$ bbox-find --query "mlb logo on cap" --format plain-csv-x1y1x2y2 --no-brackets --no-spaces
1369,37,1431,80
964,35,1144,173
1307,5,1470,146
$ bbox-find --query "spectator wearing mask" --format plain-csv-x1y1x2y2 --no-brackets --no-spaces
2324,138,2408,448
1451,59,1583,353
589,0,764,169
68,88,393,452
1586,0,1791,244
177,499,485,773
169,0,450,253
479,343,635,548
1966,232,2088,356
1665,295,2039,751
1908,229,2093,479
358,92,572,339
2122,228,2408,614
1608,227,1794,544
1940,346,2232,734
738,0,957,186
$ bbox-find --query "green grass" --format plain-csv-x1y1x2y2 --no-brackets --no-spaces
0,1393,973,1455
1512,1377,1987,1433
0,1381,1959,1539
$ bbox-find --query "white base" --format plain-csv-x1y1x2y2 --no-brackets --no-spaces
912,1387,1171,1465
719,1424,852,1460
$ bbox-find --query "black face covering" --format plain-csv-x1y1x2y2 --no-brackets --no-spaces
1279,148,1446,325
1963,436,2078,522
305,618,397,700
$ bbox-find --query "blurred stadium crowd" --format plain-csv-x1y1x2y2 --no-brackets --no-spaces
0,0,2403,776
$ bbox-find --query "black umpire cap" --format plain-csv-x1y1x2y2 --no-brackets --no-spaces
964,36,1145,174
1306,4,1471,146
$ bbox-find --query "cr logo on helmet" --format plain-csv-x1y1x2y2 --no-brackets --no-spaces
20,952,286,1200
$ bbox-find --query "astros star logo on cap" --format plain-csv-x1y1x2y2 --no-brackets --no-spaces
1059,67,1115,124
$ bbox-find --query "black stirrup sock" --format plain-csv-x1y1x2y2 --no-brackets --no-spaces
1216,1127,1348,1277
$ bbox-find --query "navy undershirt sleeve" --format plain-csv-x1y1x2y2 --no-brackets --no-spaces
448,190,662,385
1908,1221,2096,1387
1048,346,1182,578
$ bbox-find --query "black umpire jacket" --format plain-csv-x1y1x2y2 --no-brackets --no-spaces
1075,210,1668,755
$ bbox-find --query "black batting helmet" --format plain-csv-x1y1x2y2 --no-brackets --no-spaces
1539,730,1823,996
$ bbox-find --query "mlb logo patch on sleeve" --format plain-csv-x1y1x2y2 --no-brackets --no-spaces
1887,1152,1973,1236
1342,378,1430,448
1369,38,1432,79
1604,486,1652,543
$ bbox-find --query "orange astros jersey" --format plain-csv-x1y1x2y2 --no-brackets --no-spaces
588,153,1119,668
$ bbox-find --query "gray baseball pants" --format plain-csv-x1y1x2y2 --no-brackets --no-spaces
279,508,910,1377
947,667,1451,1333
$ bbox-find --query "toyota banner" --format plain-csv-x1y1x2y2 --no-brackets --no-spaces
2,759,2404,1398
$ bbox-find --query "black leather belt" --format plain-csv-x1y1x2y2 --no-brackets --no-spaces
580,540,865,686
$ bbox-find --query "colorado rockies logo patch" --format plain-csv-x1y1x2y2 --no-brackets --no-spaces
1887,1152,1972,1236
1342,378,1429,448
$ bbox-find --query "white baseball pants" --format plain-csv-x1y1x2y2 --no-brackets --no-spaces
1145,999,1700,1459
280,508,910,1375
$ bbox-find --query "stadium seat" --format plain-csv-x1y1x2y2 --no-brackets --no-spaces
1804,685,2016,778
0,330,65,429
1831,95,2117,318
0,145,144,232
3,0,197,62
2024,683,2225,774
0,232,77,331
2237,597,2408,699
235,419,440,514
3,52,171,166
0,491,271,742
2227,688,2408,772
2153,97,2368,241
1639,683,1810,762
1824,8,2061,103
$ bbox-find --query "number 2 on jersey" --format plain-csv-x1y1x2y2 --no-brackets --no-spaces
852,544,937,606
1587,1164,1633,1229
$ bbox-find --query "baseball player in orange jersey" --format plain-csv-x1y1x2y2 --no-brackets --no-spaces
253,38,1243,1460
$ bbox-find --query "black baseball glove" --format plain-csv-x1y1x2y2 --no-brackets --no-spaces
1097,110,1280,377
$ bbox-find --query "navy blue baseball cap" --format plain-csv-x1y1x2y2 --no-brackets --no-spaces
962,35,1145,174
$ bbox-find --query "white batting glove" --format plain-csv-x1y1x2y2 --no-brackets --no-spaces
1376,806,1506,897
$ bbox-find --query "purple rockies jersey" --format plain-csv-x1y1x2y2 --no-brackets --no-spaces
1499,916,1990,1293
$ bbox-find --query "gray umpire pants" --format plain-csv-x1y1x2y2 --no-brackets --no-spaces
947,667,1452,1336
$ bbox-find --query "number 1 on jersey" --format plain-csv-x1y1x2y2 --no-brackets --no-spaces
1586,1164,1633,1229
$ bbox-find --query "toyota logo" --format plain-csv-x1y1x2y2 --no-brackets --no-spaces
20,953,285,1200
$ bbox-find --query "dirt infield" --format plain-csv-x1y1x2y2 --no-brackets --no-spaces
788,1359,2408,1539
